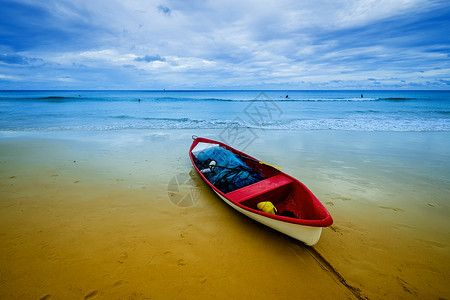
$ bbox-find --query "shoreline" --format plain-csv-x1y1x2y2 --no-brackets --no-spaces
1,129,449,299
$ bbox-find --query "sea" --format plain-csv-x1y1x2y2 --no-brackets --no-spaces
0,90,449,132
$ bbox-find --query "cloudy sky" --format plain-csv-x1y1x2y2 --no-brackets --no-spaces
0,0,449,89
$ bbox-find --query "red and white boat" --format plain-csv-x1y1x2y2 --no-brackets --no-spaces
189,137,333,246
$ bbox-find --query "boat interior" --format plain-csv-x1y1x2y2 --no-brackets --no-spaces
192,142,326,221
226,156,323,220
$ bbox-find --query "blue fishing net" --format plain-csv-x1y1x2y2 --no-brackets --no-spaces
195,146,264,193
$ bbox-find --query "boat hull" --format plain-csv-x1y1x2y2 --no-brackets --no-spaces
215,191,323,246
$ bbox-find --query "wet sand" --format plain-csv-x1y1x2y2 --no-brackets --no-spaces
0,130,449,299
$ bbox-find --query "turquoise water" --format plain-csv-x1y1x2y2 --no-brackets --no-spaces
0,90,449,131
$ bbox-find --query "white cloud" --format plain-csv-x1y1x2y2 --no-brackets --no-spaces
334,0,423,28
0,74,22,81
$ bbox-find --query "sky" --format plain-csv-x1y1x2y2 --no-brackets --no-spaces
0,0,449,90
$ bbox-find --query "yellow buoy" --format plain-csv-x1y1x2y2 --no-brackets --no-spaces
257,201,278,215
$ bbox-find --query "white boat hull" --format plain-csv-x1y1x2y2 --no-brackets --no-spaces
215,191,323,246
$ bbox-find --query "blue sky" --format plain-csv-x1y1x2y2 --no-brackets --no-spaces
0,0,449,90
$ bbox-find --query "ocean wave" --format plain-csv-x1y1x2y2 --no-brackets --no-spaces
433,111,450,115
376,97,417,101
155,97,378,102
2,117,448,132
2,95,426,103
0,95,387,103
0,96,85,102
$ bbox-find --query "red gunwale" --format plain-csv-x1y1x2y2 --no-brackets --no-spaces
189,137,333,227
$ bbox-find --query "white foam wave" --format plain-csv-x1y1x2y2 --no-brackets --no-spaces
1,117,448,132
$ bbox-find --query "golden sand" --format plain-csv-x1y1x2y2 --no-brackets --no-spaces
0,130,449,299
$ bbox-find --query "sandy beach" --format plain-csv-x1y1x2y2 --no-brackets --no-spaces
1,0,450,297
1,129,449,299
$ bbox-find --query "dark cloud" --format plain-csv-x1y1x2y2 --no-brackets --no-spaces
134,55,166,62
0,54,41,65
0,0,107,52
310,3,450,58
157,5,171,16
437,79,450,85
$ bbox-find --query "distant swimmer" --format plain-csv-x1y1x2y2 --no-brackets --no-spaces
285,94,289,98
361,94,364,98
138,98,141,102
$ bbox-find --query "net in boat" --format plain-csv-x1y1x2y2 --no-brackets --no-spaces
194,146,264,193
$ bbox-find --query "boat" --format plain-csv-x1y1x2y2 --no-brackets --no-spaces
189,137,333,246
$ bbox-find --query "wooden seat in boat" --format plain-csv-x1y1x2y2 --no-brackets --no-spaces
225,174,292,203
